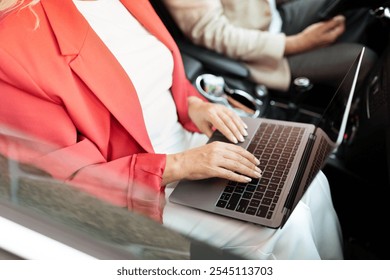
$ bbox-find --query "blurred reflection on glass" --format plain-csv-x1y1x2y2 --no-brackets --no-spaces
0,126,193,260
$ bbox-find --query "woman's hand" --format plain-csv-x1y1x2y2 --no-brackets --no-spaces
187,96,248,144
162,141,261,185
285,15,345,55
161,96,261,186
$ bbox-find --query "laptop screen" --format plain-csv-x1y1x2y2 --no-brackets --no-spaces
314,48,364,145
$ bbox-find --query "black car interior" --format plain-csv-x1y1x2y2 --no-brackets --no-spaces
150,0,390,259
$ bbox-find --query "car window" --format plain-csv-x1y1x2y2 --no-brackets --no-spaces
0,130,193,260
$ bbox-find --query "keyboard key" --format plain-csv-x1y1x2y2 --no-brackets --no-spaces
253,192,264,200
268,183,278,191
246,184,256,192
256,185,266,193
249,199,261,207
256,205,269,218
220,192,231,200
262,198,272,205
265,190,276,198
236,199,249,213
246,207,257,215
226,193,241,210
216,200,227,208
243,191,253,199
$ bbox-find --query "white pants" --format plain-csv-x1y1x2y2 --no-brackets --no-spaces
163,171,343,260
162,134,344,260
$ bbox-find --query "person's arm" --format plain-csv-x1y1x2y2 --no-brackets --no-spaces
284,15,345,55
163,0,286,64
0,63,166,216
164,0,345,58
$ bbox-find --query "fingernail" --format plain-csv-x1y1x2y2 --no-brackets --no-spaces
254,171,262,178
244,177,252,182
255,167,262,173
238,135,245,142
242,130,248,137
255,158,260,165
232,137,238,144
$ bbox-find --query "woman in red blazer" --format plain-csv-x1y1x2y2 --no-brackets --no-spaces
0,0,343,259
0,0,258,204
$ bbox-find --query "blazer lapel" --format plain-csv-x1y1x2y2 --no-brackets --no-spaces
40,0,154,153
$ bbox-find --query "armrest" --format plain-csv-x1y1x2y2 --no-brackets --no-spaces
177,40,250,79
181,53,203,82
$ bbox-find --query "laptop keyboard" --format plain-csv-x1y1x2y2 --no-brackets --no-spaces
216,123,304,219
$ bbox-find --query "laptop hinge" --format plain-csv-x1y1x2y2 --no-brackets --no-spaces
386,129,390,184
280,208,291,228
281,133,317,227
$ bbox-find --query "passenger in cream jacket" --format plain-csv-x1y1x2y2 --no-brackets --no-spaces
163,0,377,92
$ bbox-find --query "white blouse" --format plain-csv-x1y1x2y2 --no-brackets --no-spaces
73,0,206,154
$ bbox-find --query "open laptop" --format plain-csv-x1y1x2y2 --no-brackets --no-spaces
169,48,365,228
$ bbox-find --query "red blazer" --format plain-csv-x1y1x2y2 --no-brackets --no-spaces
0,0,203,216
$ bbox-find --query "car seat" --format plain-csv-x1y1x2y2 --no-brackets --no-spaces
149,0,321,122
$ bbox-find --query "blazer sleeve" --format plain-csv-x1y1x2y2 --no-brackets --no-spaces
163,0,286,65
33,139,167,222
